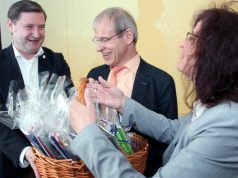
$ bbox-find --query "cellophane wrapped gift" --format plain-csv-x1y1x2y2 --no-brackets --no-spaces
6,72,138,159
6,72,78,160
95,104,135,155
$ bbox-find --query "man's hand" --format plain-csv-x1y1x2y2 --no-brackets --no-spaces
25,148,40,178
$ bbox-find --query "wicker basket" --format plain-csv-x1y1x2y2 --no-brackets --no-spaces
33,134,148,178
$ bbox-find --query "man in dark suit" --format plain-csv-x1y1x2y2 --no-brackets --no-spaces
0,1,73,177
88,7,177,177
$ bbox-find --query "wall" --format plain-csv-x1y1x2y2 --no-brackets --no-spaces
0,0,213,114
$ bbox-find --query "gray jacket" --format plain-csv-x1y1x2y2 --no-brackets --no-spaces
71,98,238,178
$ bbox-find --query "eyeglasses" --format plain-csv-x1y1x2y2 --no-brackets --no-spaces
92,29,127,44
186,32,198,41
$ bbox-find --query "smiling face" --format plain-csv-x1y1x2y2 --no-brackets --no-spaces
177,21,202,77
8,12,45,59
93,18,130,67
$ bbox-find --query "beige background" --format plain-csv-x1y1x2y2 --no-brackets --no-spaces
0,0,216,114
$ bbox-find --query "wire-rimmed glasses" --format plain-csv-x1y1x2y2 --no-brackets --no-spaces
92,29,127,44
186,32,198,41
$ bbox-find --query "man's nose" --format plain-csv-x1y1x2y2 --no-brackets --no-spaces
32,27,41,38
96,42,106,52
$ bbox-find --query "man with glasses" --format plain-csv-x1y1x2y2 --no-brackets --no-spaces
87,7,178,176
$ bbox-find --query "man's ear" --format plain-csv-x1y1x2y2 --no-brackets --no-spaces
124,28,134,45
7,18,14,34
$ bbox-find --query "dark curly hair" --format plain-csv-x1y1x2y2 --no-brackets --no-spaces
186,1,238,108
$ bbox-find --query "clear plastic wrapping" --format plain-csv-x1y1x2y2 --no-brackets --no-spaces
5,72,78,160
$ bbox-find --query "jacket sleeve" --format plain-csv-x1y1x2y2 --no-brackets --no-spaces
0,114,30,167
121,97,185,144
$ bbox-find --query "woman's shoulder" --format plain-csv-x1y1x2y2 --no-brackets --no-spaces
208,101,238,113
199,101,238,127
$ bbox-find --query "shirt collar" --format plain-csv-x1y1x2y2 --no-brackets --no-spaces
12,44,44,60
124,54,140,74
192,100,207,122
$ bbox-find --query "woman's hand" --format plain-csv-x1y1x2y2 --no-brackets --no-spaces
87,76,126,113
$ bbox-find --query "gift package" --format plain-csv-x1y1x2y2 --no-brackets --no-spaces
5,73,136,160
6,72,78,160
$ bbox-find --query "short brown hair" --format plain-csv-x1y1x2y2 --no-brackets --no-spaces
8,0,47,23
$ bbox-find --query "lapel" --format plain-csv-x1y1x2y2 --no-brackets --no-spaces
38,50,50,73
3,45,25,88
131,58,150,103
100,65,110,80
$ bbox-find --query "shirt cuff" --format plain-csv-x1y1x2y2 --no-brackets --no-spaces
19,146,31,168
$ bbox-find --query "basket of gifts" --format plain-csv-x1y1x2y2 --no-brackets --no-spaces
32,132,148,178
6,74,148,177
32,147,93,178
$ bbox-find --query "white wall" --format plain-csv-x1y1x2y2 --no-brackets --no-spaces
0,0,17,48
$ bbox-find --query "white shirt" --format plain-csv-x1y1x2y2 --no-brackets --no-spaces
192,100,207,122
12,44,44,167
13,45,44,90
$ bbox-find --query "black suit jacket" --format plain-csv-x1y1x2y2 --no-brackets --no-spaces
87,58,178,176
0,45,73,178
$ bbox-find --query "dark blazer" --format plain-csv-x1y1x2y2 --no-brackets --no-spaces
0,45,73,178
87,57,178,176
